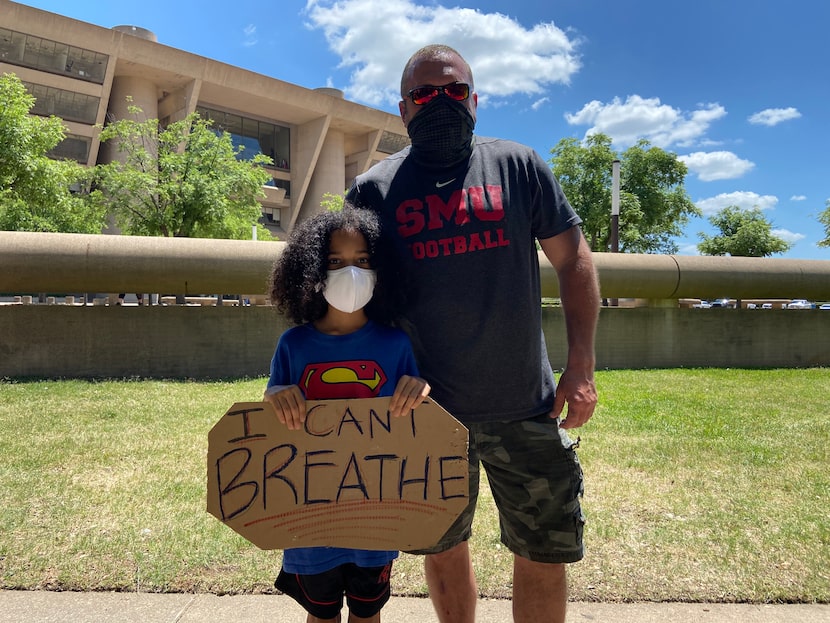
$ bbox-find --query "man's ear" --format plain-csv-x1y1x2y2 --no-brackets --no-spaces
398,100,407,125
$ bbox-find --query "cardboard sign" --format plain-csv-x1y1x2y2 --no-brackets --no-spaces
206,397,469,551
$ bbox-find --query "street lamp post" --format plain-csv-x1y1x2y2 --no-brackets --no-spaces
611,159,620,253
610,159,621,307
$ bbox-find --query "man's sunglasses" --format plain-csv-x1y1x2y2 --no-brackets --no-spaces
408,82,471,106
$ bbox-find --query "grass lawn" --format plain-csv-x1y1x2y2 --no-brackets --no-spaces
0,369,828,602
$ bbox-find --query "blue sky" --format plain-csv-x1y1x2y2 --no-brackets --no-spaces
17,0,830,260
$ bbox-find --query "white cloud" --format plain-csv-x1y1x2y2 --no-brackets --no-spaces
748,107,801,126
304,0,580,106
679,151,755,181
564,95,726,148
677,243,701,256
790,195,807,201
696,191,778,216
242,24,257,47
531,97,550,111
772,228,806,244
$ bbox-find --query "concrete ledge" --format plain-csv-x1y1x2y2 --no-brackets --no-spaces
2,306,827,379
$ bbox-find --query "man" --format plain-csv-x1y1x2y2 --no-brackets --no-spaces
347,44,600,623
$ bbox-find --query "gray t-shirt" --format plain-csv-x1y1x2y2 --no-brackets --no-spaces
348,136,582,423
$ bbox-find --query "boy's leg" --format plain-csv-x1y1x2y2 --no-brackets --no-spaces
343,562,392,621
275,568,344,621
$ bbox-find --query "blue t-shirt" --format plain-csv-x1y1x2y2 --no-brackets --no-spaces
267,320,420,574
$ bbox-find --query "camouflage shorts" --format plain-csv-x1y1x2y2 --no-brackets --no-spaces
408,412,585,563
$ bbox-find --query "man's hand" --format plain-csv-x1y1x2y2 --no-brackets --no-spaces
551,368,597,429
389,375,431,418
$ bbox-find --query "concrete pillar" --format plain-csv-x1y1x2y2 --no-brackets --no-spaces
299,127,345,222
97,75,158,235
100,75,159,164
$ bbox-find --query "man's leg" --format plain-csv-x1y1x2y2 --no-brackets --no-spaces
424,541,477,623
512,557,567,623
476,414,582,623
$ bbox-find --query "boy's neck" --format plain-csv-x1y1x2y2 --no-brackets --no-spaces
313,309,369,335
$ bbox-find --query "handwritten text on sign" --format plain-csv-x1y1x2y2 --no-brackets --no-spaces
206,397,469,551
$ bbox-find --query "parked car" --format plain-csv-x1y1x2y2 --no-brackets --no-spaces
819,303,830,310
761,303,774,310
787,299,815,309
710,298,732,308
693,300,712,309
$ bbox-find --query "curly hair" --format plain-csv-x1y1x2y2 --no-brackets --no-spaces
268,206,404,325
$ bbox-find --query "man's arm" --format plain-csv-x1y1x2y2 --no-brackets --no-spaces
539,226,600,429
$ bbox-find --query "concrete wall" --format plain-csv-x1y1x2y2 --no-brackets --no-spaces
2,305,827,380
549,307,830,370
0,305,289,380
2,232,828,379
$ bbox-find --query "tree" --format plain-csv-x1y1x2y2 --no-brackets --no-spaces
93,104,275,239
320,191,345,212
818,199,830,248
0,73,105,233
697,206,792,257
549,133,699,254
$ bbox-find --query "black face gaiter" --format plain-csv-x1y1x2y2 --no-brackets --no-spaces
407,95,475,170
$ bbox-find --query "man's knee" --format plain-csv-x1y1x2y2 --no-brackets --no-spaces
514,556,567,586
426,541,469,569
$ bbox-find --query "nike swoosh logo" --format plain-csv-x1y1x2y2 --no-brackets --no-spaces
435,178,456,188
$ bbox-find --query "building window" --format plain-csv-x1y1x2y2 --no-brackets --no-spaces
0,28,108,84
261,207,282,228
377,131,409,154
24,81,100,124
197,106,290,170
48,134,91,163
266,177,291,198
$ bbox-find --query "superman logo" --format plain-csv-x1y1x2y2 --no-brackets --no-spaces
300,360,387,399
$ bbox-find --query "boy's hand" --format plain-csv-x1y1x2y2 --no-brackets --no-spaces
389,375,431,418
263,385,306,430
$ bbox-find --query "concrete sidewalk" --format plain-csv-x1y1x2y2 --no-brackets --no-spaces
0,591,827,623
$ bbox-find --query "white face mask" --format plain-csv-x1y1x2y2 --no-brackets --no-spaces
323,265,377,313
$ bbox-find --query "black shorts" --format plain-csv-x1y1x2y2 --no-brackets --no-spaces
275,562,392,619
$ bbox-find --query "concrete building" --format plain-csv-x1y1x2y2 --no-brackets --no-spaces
0,0,409,237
